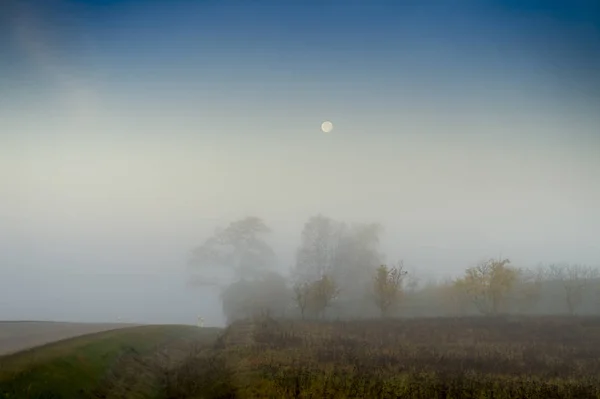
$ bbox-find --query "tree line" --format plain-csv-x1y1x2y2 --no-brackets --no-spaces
189,216,600,324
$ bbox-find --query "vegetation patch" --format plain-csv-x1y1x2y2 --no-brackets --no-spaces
167,316,600,399
0,325,221,399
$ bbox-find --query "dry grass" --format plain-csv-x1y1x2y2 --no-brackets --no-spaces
167,316,600,398
5,317,600,398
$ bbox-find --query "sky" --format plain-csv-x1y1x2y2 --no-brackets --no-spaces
0,0,599,325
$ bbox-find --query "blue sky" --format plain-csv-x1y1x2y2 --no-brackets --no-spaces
0,0,599,323
2,0,599,117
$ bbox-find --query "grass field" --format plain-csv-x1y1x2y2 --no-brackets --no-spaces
171,316,600,399
0,325,221,399
3,316,600,398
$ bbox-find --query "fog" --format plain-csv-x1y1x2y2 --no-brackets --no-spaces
1,1,599,326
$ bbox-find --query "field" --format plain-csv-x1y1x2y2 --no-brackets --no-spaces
0,325,222,399
3,316,600,398
176,316,600,399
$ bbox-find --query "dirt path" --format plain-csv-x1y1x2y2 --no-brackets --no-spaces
0,321,137,356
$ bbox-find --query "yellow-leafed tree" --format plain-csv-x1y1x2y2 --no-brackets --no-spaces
460,258,518,316
373,262,408,317
307,274,339,319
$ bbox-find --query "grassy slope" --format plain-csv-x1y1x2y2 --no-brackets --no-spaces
0,325,221,399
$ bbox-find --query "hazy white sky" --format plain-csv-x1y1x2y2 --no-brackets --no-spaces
2,105,598,267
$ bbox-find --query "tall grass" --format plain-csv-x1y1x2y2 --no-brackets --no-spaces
167,316,600,398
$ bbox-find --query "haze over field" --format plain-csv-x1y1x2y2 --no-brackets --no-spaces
1,0,599,326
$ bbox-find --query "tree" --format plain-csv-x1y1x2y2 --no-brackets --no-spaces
291,216,386,318
293,281,312,320
331,222,385,296
372,262,408,317
306,274,339,319
405,265,420,295
292,215,343,283
512,265,546,314
461,258,518,316
548,263,598,315
448,277,473,316
220,271,291,324
189,216,275,286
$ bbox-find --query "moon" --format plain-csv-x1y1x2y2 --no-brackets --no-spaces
321,121,333,133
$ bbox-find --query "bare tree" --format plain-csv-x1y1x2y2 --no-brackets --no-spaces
548,263,599,315
293,216,385,315
331,222,385,296
293,215,343,283
512,265,546,314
